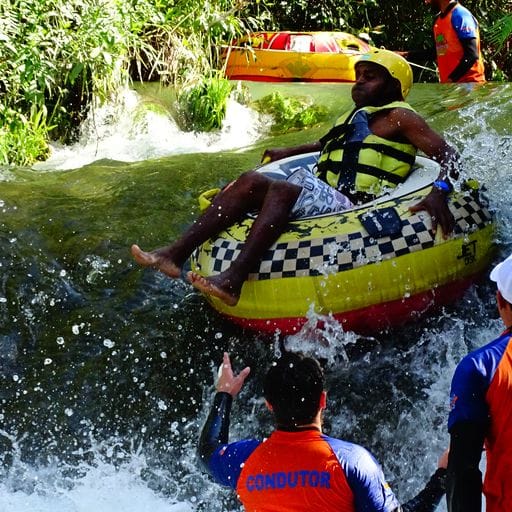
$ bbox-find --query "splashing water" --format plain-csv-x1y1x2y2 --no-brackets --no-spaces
35,88,267,171
0,431,194,512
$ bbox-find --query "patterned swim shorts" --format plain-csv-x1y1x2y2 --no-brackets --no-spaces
287,167,353,218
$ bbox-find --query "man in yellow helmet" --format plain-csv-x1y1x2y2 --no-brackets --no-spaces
131,49,460,307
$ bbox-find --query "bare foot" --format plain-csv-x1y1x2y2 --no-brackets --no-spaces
131,244,181,278
187,271,240,307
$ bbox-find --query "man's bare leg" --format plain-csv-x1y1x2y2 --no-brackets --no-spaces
131,171,278,279
188,180,302,306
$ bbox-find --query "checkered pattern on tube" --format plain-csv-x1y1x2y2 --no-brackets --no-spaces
206,195,493,281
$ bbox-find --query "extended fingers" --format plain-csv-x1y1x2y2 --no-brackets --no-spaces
217,353,251,396
237,366,251,382
221,352,233,376
408,198,454,238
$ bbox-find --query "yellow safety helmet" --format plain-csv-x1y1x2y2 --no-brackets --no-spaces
356,49,413,99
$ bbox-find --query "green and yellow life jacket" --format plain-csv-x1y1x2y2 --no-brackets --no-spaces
316,102,417,199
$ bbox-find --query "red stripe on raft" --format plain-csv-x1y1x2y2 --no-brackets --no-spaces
221,274,482,335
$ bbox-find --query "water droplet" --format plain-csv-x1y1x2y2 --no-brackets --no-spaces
103,339,115,348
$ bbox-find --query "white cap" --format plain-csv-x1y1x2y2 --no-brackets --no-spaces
490,253,512,303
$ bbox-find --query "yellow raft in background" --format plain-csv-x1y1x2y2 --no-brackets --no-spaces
223,31,372,82
191,153,496,335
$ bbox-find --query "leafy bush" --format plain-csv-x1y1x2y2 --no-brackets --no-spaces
0,106,52,166
176,74,233,132
253,92,329,134
0,0,269,165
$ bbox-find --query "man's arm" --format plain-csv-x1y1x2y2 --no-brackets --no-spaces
400,469,447,512
262,141,322,163
446,421,486,512
446,347,491,512
448,38,479,82
330,440,446,512
390,108,461,237
397,449,448,512
197,391,233,472
197,353,251,479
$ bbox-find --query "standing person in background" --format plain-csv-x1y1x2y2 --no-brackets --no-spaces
198,351,448,511
447,253,512,511
425,0,485,83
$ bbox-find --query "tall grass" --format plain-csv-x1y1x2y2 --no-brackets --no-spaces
0,0,269,165
0,106,52,166
0,0,137,164
177,73,233,132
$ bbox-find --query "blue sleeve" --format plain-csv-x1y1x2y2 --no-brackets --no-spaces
324,436,400,512
209,439,260,489
447,335,508,430
451,7,479,40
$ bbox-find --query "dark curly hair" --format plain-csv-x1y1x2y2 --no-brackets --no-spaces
263,352,325,428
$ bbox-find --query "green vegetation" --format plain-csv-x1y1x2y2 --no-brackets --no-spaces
176,73,233,132
0,106,52,166
1,0,511,166
253,92,329,134
0,0,154,163
0,0,268,165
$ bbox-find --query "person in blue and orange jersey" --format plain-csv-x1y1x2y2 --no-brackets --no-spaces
425,0,485,83
198,351,448,512
447,252,512,512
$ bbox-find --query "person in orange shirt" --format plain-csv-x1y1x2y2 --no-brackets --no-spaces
425,0,485,82
198,351,448,511
447,253,512,511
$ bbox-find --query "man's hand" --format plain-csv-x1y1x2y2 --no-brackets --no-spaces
216,352,250,397
261,142,322,164
261,147,293,164
438,448,449,469
409,187,455,238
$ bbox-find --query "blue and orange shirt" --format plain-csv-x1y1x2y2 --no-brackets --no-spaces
207,428,400,511
448,328,512,512
433,3,485,83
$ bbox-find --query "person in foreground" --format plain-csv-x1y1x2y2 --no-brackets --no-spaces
198,351,447,511
446,252,512,512
131,49,460,307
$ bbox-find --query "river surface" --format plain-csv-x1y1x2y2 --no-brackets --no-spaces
0,80,511,511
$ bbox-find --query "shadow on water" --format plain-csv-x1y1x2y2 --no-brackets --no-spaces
0,80,511,510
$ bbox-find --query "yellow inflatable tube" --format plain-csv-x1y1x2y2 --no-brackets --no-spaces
191,153,496,334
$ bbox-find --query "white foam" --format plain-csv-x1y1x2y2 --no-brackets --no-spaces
0,440,195,512
34,89,266,171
